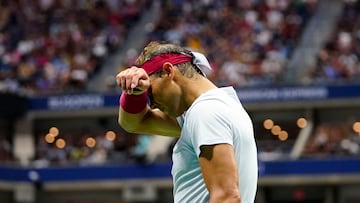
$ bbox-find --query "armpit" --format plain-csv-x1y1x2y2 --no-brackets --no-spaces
199,145,215,161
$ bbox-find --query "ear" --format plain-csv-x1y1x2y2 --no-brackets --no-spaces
162,62,175,80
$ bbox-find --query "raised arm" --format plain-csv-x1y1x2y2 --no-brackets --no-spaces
116,66,181,137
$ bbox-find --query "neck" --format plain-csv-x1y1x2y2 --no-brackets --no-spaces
177,75,217,112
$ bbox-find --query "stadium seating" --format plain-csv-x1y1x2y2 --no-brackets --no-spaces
146,0,318,87
1,1,360,203
0,0,148,95
310,0,360,84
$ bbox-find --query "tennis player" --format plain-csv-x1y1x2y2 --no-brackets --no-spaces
116,41,258,203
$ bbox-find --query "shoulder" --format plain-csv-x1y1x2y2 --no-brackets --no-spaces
191,97,226,113
185,87,241,124
186,98,231,127
189,89,235,116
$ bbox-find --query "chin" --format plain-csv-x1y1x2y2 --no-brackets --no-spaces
172,111,184,118
164,110,176,118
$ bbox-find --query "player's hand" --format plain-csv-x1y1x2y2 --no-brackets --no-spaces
116,66,150,95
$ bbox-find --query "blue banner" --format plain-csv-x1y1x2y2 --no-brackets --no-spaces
28,84,360,110
1,158,360,182
29,94,120,110
237,84,360,102
258,158,360,176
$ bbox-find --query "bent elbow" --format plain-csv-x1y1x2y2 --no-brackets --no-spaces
118,116,139,133
233,194,242,203
224,193,241,203
210,190,241,203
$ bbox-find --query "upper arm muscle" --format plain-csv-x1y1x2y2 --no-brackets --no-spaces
199,144,240,202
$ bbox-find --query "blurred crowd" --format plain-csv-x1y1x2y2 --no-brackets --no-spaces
0,119,359,166
30,130,173,167
32,130,132,167
302,122,360,158
0,0,148,95
0,0,321,96
0,136,12,164
1,0,360,166
310,0,360,84
2,0,360,96
145,0,318,87
1,119,359,166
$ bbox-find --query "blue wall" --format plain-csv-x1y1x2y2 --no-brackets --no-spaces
2,158,360,183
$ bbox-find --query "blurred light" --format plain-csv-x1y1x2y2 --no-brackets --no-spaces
105,131,116,141
28,171,39,182
271,125,281,135
278,130,288,141
293,187,305,201
86,137,96,148
49,127,59,137
263,119,274,130
341,139,351,149
56,138,66,149
297,117,307,128
353,122,360,133
45,133,55,143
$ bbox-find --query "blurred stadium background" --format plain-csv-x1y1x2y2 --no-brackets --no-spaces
1,0,360,202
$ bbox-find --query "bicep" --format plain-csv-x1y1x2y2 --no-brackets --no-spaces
119,107,181,137
199,144,240,201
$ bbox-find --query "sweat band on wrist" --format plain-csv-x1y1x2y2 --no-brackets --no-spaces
120,91,148,114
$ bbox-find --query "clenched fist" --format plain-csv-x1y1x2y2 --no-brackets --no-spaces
116,66,150,95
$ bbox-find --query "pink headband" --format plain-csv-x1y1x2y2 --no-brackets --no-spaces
141,53,192,75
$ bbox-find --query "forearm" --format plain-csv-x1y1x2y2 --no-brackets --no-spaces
118,92,181,137
118,91,148,132
118,107,147,133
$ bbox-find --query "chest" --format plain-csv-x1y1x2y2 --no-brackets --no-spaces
171,135,199,174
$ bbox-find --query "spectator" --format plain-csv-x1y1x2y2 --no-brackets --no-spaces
0,0,148,95
302,122,360,158
310,0,360,84
147,0,317,87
